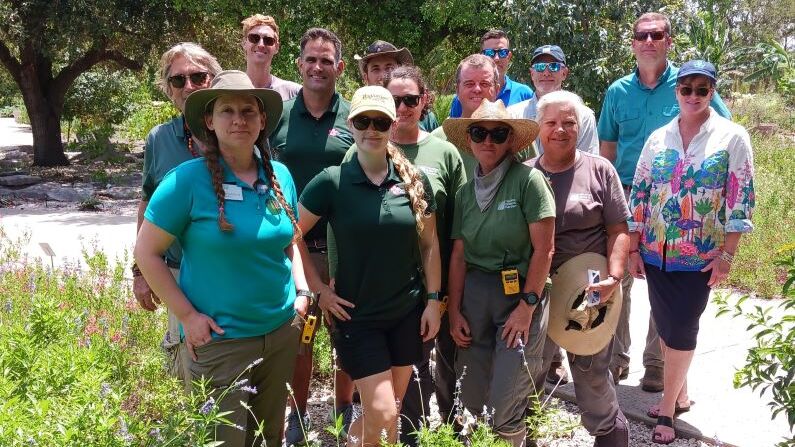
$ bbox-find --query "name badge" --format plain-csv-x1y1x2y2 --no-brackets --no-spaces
222,184,243,201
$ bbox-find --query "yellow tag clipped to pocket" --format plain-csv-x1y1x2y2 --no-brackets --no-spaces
501,268,520,295
301,314,317,344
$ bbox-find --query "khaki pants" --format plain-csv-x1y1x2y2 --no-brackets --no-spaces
189,319,300,447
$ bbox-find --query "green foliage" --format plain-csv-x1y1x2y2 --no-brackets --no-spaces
0,68,19,108
434,94,455,122
731,92,795,131
715,247,795,446
728,133,795,296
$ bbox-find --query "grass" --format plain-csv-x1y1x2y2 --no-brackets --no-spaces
728,133,795,297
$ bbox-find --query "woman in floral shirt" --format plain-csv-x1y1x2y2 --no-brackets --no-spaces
627,60,754,444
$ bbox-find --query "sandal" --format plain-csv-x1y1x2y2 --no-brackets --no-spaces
652,416,676,444
646,400,693,418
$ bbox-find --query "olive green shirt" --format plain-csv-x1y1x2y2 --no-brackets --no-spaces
270,91,354,241
451,161,555,274
329,134,466,290
300,157,436,322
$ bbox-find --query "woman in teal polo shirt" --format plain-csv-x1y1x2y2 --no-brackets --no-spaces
444,99,555,446
298,86,442,446
134,71,310,447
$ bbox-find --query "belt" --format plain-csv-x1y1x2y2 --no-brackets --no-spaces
305,238,327,253
164,257,180,269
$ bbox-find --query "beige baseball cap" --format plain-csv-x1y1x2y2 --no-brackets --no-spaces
348,86,396,121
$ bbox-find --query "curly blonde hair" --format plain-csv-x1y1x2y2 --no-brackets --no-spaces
386,142,429,234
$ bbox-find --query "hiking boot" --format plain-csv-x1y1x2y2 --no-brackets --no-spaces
285,410,311,446
545,361,569,385
609,364,629,385
593,409,628,447
640,365,664,393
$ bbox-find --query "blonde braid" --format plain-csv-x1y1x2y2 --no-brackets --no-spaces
386,142,428,234
204,133,234,232
255,145,302,242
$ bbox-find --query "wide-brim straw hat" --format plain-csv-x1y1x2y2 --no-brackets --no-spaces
184,70,283,144
441,99,539,155
548,252,623,356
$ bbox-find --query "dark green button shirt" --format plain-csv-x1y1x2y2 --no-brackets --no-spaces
300,157,436,322
270,91,354,241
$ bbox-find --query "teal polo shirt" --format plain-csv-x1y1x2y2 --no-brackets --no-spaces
419,111,440,132
270,91,354,241
300,157,436,322
142,115,199,264
448,74,533,117
145,158,298,339
597,61,732,185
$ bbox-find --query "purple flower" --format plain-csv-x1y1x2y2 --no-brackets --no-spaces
199,397,215,415
241,385,257,394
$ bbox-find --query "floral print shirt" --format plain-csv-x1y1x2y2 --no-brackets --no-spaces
629,109,755,272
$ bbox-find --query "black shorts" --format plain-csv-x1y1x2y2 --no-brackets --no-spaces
332,304,423,380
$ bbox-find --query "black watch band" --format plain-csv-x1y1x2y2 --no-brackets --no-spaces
521,292,540,306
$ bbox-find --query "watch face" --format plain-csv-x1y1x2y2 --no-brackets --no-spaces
525,292,540,305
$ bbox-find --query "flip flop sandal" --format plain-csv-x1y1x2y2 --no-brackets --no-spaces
652,416,676,445
646,401,693,418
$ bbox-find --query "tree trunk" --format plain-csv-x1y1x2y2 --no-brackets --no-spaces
19,79,69,167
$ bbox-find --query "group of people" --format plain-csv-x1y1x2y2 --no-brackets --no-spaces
131,11,755,447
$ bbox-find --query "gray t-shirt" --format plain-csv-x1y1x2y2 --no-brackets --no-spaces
530,152,629,271
269,74,301,100
508,94,599,155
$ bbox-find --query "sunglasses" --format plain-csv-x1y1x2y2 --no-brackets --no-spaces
247,33,277,46
481,48,511,59
633,31,667,41
351,115,393,132
677,85,711,97
467,126,511,144
167,72,210,89
393,94,422,108
532,62,565,73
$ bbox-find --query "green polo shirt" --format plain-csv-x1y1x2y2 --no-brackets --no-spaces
300,157,436,322
431,127,478,182
145,158,298,339
332,134,466,290
597,61,732,185
451,161,555,274
270,91,354,241
142,115,199,264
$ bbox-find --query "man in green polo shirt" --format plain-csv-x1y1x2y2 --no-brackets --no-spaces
268,27,354,446
431,54,499,180
597,12,731,392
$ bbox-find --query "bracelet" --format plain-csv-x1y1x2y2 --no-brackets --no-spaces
296,289,316,307
607,274,622,282
426,291,441,301
131,263,142,277
717,250,734,264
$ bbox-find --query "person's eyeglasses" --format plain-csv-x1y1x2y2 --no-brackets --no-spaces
677,86,711,97
532,62,565,73
633,31,667,41
393,95,422,108
481,48,511,59
467,126,511,144
351,115,393,132
167,72,210,89
247,33,277,46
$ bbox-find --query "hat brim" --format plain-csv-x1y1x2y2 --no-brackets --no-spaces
357,48,414,72
548,252,623,356
184,88,284,145
441,117,539,156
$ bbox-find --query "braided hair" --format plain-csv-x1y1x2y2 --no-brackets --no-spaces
202,98,301,240
385,142,429,234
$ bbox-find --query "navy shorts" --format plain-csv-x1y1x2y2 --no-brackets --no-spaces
332,303,423,380
645,263,711,350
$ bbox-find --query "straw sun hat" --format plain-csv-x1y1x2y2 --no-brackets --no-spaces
441,99,538,154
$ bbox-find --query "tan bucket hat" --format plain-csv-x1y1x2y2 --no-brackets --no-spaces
441,99,539,155
354,40,414,77
548,252,623,356
183,70,283,144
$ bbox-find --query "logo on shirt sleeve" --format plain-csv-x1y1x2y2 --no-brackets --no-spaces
329,128,339,137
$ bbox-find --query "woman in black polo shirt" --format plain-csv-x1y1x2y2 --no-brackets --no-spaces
298,86,441,446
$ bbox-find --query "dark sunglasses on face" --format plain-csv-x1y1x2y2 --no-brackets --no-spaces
247,33,277,46
167,72,210,89
468,126,511,144
393,94,422,108
482,48,511,59
633,31,667,41
532,62,565,73
351,115,393,132
677,85,711,97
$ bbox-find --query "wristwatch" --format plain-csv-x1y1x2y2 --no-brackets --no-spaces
426,291,441,301
520,292,540,306
296,289,316,306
